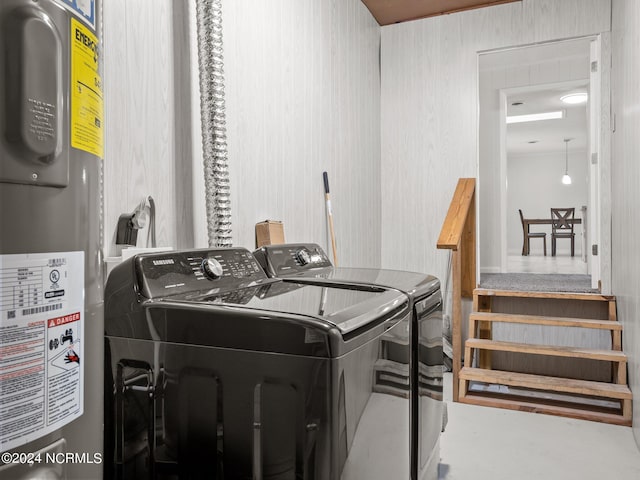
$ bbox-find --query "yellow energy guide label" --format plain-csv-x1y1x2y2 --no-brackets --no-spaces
70,17,103,158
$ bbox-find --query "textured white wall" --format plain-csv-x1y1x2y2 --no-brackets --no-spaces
611,0,640,449
221,0,382,266
103,1,196,257
380,0,611,291
507,150,589,256
105,0,381,267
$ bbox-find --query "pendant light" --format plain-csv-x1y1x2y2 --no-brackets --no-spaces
562,138,572,185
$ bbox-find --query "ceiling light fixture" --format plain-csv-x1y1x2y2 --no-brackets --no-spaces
561,92,588,104
562,138,572,185
506,111,564,124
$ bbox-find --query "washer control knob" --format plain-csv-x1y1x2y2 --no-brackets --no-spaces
202,257,224,279
295,249,312,266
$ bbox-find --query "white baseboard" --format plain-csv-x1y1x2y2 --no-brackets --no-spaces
480,267,501,274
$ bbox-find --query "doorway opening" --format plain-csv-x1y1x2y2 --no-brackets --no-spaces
477,36,609,293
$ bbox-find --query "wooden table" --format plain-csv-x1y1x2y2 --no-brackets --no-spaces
522,217,582,256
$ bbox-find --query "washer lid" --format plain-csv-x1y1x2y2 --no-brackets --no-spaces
163,280,408,336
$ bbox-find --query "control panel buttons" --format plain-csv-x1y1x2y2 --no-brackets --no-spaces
295,249,312,266
202,257,224,279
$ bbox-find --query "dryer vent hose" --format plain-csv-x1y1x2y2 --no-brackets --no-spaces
195,0,232,246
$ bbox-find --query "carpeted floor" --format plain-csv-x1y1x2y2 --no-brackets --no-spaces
479,273,598,293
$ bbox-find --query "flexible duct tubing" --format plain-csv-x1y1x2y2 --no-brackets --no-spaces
195,0,232,246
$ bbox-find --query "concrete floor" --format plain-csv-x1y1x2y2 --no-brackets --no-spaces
438,373,640,480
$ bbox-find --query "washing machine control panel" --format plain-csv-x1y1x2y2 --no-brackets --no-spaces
135,248,268,298
255,243,332,276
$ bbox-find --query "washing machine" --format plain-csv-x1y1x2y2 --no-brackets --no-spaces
104,247,415,479
253,243,445,480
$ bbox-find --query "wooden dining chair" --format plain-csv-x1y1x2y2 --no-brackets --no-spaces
551,207,575,256
519,209,546,256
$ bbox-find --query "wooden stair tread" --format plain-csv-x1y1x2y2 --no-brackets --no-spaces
458,393,631,426
459,367,632,399
474,288,613,302
470,312,622,330
465,338,627,362
462,291,630,425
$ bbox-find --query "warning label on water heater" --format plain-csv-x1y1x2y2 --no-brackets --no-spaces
70,17,103,158
0,252,84,453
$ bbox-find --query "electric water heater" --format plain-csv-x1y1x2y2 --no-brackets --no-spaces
0,1,103,478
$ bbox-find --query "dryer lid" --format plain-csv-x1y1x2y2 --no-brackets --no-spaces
254,243,440,299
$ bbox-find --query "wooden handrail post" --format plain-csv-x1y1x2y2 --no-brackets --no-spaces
437,178,476,402
452,246,462,401
461,191,476,298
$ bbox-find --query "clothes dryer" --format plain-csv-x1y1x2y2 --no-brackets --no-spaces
104,247,413,480
253,244,445,480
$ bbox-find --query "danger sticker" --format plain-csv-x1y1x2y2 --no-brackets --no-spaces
0,251,84,453
48,312,81,328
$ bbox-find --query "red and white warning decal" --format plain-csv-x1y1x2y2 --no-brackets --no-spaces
0,251,84,453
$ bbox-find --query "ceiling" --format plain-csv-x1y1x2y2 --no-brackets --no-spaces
480,37,592,157
360,0,521,26
506,84,589,156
